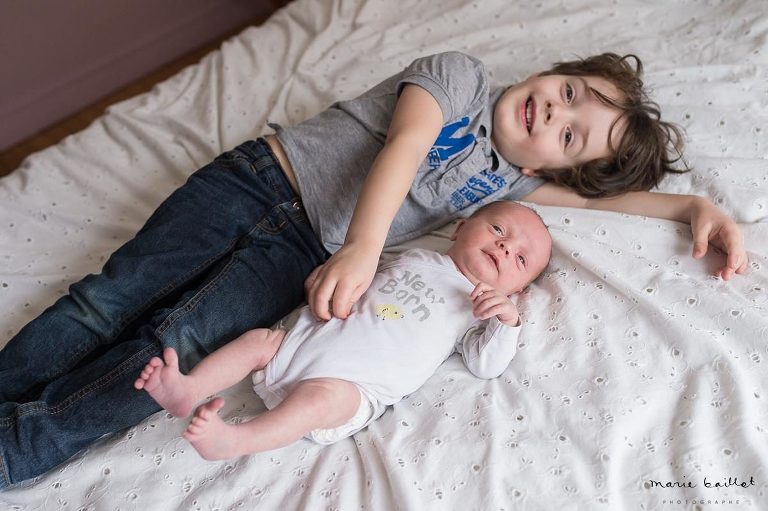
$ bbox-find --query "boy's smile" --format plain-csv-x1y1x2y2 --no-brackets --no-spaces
492,73,627,176
521,95,536,134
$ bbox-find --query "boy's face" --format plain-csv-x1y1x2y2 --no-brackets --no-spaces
492,73,626,175
446,202,551,295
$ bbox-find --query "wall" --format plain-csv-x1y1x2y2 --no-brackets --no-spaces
0,0,280,150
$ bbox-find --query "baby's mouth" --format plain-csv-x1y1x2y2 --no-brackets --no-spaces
485,251,499,270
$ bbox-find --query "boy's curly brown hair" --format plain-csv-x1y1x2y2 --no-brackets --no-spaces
535,53,689,198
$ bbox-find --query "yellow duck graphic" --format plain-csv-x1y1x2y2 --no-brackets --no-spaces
375,304,404,320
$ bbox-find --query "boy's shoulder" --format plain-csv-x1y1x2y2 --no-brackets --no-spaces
406,51,487,76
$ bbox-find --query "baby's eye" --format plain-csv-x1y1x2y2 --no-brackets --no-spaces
518,254,526,266
493,225,503,235
565,83,574,103
564,127,573,147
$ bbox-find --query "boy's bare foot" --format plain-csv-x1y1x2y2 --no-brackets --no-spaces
183,398,241,460
134,347,197,417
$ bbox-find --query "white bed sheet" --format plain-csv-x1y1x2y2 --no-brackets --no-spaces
1,0,767,509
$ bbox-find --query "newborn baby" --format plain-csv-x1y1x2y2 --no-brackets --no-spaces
135,200,552,460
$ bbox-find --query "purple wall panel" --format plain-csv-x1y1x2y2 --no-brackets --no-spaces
0,0,278,149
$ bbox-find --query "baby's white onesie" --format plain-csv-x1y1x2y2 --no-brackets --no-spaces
253,248,521,443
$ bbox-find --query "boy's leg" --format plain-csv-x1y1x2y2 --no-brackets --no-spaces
0,335,163,489
0,239,310,489
0,160,329,489
0,139,306,402
135,328,286,417
183,378,361,460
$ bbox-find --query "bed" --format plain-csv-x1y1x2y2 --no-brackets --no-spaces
1,0,766,508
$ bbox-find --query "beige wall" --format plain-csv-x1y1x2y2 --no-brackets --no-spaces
0,0,279,150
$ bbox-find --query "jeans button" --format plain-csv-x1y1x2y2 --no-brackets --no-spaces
292,200,301,210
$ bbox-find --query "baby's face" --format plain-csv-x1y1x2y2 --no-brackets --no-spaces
446,202,551,295
491,73,626,176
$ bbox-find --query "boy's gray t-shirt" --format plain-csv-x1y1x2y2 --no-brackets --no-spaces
270,51,544,253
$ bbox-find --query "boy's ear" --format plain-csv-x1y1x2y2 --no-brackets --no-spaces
450,219,466,241
521,167,539,177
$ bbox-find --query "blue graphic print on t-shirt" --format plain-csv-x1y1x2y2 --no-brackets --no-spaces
427,117,475,170
424,116,509,211
449,168,507,209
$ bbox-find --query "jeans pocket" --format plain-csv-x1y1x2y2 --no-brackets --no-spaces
252,204,290,236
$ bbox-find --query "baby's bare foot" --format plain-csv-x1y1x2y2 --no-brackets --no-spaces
183,398,241,460
134,347,196,417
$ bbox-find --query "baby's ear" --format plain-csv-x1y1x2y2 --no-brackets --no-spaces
521,167,539,177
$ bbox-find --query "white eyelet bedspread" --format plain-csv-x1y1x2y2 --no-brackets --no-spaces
1,0,767,509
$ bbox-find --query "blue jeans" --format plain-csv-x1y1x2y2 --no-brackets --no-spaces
0,139,329,488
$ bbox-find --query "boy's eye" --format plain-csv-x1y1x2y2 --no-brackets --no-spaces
564,127,573,147
518,254,526,266
565,83,574,103
492,225,503,235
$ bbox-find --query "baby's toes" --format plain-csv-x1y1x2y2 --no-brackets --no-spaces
163,347,179,368
190,415,207,427
185,424,203,436
207,397,226,413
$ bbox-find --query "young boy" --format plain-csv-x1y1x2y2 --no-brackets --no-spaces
301,51,747,323
134,201,551,459
0,51,746,488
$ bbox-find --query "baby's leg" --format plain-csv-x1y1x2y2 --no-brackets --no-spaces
183,378,360,460
134,328,285,417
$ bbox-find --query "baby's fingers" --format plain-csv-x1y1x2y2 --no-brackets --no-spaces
475,303,510,321
473,294,506,317
470,282,494,300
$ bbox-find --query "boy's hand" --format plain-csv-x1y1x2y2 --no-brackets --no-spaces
470,282,521,327
689,197,748,280
307,242,379,321
303,264,324,298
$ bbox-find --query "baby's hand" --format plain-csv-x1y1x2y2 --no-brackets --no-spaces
470,282,520,327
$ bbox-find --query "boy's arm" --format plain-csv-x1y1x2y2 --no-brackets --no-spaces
522,183,748,280
307,84,444,320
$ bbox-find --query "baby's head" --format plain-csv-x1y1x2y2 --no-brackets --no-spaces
493,53,688,197
446,201,552,296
